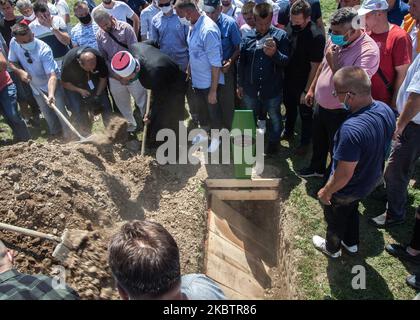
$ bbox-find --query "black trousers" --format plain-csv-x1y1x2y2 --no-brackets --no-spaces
411,206,420,251
310,104,349,174
192,86,223,131
283,83,313,145
324,197,360,253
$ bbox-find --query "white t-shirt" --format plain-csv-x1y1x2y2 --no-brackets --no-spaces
8,38,58,94
408,25,418,60
396,54,420,125
92,1,135,23
55,0,71,31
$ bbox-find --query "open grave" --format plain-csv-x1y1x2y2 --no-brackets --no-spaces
0,140,297,299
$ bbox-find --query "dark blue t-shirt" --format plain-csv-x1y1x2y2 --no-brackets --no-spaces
277,0,322,26
331,101,396,200
388,0,410,26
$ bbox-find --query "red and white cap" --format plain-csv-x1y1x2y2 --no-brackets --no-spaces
111,51,137,78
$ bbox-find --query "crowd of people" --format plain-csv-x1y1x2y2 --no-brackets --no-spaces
0,0,419,300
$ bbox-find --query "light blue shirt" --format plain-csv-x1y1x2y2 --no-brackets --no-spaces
71,22,100,50
216,13,241,62
187,14,224,89
150,11,189,72
181,274,226,300
8,38,59,94
140,4,160,39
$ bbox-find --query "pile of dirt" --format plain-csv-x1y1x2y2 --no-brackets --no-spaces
0,141,207,299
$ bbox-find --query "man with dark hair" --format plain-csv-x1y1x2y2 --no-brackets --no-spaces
299,7,379,178
0,240,79,300
238,2,289,155
71,1,100,49
282,0,325,155
108,220,226,300
313,66,395,258
0,0,24,45
387,0,410,26
61,47,113,134
277,0,325,35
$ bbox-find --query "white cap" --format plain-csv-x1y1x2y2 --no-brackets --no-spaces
111,51,137,78
357,0,389,16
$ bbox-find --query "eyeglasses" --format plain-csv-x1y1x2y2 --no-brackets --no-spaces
332,90,354,97
24,51,33,64
158,2,171,7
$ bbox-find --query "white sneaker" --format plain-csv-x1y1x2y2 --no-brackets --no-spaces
257,120,266,135
208,137,220,153
192,133,207,145
341,241,358,255
371,212,387,226
312,235,341,258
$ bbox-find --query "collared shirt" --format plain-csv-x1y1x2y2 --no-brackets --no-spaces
315,33,379,110
29,16,69,68
0,269,79,300
181,274,226,300
238,26,289,100
223,4,241,20
397,54,420,124
216,13,242,62
140,4,160,39
92,1,135,24
240,24,254,39
8,38,59,94
187,14,224,89
387,0,410,26
96,20,137,77
408,24,419,59
71,22,100,50
150,11,189,72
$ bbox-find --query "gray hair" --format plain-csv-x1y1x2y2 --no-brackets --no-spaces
333,66,371,95
93,8,112,24
16,0,32,11
330,7,358,27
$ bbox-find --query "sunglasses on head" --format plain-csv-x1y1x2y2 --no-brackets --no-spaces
158,2,171,7
24,51,33,64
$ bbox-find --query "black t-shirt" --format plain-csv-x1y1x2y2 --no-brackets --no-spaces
277,0,322,27
285,21,325,85
129,42,184,91
0,16,23,46
61,47,108,91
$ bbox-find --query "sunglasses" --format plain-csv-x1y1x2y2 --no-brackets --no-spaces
24,51,33,64
158,2,171,7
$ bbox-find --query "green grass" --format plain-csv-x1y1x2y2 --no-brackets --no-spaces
1,0,419,300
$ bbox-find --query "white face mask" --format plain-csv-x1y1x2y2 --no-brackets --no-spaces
179,17,191,26
21,40,36,51
25,12,36,21
161,5,173,14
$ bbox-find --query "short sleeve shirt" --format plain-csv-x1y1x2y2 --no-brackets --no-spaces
92,1,135,23
71,22,100,50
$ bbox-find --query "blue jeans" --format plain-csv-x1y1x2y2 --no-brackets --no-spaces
0,83,30,142
65,89,113,133
242,94,283,144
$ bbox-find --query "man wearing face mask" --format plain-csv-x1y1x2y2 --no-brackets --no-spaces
92,0,140,37
16,0,37,25
0,240,79,299
313,66,395,259
71,1,100,49
204,0,241,130
298,7,379,178
283,0,325,156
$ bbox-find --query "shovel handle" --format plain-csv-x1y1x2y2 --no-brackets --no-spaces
0,222,61,242
141,89,152,156
39,92,85,140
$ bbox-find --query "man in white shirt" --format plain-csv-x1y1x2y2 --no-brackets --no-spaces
55,0,72,31
370,54,420,228
8,23,72,140
30,1,70,68
92,0,140,37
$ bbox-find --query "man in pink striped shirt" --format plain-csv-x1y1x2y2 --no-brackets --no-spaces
298,7,379,179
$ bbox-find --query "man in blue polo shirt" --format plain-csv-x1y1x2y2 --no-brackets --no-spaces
387,0,410,26
204,0,241,130
313,66,396,258
175,0,224,152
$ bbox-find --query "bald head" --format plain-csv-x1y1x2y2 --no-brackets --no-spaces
79,51,97,72
333,66,371,96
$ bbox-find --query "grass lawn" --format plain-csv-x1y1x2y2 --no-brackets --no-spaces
1,0,419,300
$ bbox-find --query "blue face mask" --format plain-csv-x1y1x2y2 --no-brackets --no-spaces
330,33,349,47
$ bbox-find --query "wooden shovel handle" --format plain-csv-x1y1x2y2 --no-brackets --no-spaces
141,89,152,156
0,222,61,242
